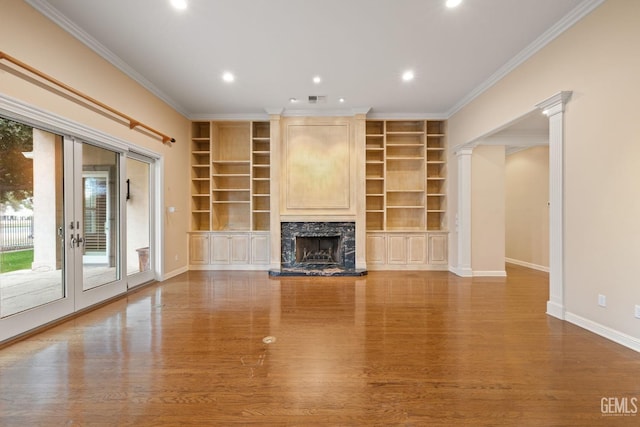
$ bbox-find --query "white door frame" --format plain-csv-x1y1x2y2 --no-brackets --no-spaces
453,91,571,320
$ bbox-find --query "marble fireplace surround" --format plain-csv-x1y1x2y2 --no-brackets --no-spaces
269,222,366,276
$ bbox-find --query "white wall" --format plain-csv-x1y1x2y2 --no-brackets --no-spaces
448,0,640,346
505,146,549,270
471,145,505,275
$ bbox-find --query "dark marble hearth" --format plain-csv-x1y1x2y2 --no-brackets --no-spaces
269,267,368,277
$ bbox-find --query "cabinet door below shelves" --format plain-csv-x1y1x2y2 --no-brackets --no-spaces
407,234,427,264
230,235,250,264
251,234,270,265
210,234,250,264
387,235,407,264
210,235,231,264
366,234,386,264
189,234,209,265
429,234,448,265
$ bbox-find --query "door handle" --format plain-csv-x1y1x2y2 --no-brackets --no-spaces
70,234,77,249
76,234,84,248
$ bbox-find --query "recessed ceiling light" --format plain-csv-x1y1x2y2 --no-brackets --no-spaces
289,97,298,103
313,76,321,84
339,98,345,103
170,0,187,10
446,0,462,8
222,72,235,83
402,70,415,81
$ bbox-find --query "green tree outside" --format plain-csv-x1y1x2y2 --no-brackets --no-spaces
0,117,33,211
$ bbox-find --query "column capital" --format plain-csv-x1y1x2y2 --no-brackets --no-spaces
536,91,572,117
454,143,477,157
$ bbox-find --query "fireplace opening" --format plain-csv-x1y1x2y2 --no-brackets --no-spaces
295,236,341,265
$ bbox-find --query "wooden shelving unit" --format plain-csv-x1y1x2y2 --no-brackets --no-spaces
426,120,447,231
365,119,447,232
190,121,211,231
365,120,385,231
211,122,251,231
190,120,272,232
251,121,271,231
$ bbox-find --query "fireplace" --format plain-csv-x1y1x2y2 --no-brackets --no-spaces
271,222,366,276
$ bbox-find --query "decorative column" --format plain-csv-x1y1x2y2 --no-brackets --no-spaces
536,91,572,320
266,109,283,270
454,146,474,277
354,112,368,270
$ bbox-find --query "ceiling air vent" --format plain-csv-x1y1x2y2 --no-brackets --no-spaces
308,95,327,104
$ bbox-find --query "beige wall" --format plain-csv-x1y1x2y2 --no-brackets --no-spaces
505,146,549,269
471,145,505,274
1,0,190,276
449,0,640,341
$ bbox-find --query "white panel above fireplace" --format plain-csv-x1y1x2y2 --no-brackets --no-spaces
283,118,353,212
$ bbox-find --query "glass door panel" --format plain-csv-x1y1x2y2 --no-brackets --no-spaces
126,155,154,287
79,143,120,292
0,119,66,318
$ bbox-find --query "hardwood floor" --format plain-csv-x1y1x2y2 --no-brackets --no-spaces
1,265,638,426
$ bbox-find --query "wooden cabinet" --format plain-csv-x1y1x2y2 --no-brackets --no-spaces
407,234,428,264
251,233,270,265
365,232,447,270
366,234,387,265
428,233,448,265
189,233,210,265
190,120,271,233
189,232,268,270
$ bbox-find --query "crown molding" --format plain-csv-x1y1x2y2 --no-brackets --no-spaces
25,0,191,118
445,0,605,118
281,108,370,117
190,113,271,121
264,107,285,116
366,112,448,120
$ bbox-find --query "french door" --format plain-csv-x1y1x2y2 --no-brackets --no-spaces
70,139,126,309
125,153,155,288
0,122,126,341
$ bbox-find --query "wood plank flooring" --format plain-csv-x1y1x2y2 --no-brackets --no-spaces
1,265,638,426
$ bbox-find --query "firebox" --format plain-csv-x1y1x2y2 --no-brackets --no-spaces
295,235,341,265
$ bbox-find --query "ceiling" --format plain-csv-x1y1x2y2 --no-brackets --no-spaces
28,0,597,119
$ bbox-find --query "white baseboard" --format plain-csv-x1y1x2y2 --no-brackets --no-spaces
546,301,565,320
188,264,270,271
473,270,507,277
366,265,449,271
449,266,473,277
565,312,640,353
505,257,550,273
162,266,188,280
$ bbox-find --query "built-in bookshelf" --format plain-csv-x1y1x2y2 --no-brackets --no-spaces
251,121,271,231
190,121,211,231
189,121,271,232
365,119,446,232
365,120,385,231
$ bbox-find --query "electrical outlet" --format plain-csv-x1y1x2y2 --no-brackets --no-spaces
635,305,640,319
598,294,606,307
174,254,179,261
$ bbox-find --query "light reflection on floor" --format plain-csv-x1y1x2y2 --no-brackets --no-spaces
0,265,140,317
